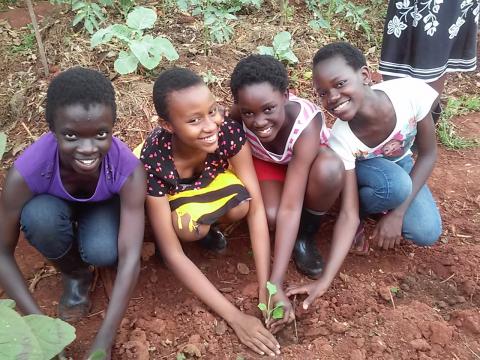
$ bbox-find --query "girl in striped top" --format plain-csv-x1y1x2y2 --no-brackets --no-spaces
230,55,359,332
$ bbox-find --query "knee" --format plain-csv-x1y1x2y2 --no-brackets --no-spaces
310,150,345,192
389,174,412,205
80,242,118,267
20,195,73,257
405,218,442,247
264,206,277,232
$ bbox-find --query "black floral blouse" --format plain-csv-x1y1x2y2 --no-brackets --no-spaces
141,118,246,197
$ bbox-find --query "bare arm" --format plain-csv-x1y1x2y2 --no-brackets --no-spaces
146,193,280,356
286,170,359,308
0,167,40,314
229,142,270,301
269,119,321,286
88,164,146,354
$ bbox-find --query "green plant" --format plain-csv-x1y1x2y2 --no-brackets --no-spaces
51,0,113,34
437,96,480,149
0,299,76,359
88,349,107,360
257,281,284,323
176,0,261,45
257,31,298,65
0,131,7,162
91,6,179,74
305,0,372,40
201,70,220,87
10,25,36,54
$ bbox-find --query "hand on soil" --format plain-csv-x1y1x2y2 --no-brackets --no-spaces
230,313,280,356
286,281,328,310
267,288,295,334
372,212,403,249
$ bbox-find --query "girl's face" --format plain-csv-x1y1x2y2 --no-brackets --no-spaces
162,84,222,154
313,55,370,121
236,82,288,143
53,103,114,175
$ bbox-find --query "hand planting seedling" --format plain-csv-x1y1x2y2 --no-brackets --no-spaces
257,281,284,323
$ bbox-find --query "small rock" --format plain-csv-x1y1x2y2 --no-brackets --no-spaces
182,343,201,357
331,321,349,334
237,262,250,275
378,287,392,302
350,349,365,360
141,242,156,262
215,320,228,336
400,283,410,291
241,282,258,298
355,337,365,348
436,300,448,309
339,272,351,283
429,321,453,346
461,280,476,296
410,339,431,351
370,336,387,353
304,326,330,337
149,273,158,283
219,287,234,293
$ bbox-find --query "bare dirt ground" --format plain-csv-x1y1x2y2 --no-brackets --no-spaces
1,2,479,359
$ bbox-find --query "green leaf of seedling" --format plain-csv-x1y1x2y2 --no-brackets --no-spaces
390,286,400,295
0,131,7,162
266,281,277,296
88,349,107,360
0,299,15,309
0,305,43,358
280,49,298,64
272,305,284,319
272,31,292,52
114,50,139,74
150,37,179,61
72,11,86,26
176,353,186,360
257,303,267,312
257,45,274,56
24,314,76,360
126,7,157,30
129,35,161,69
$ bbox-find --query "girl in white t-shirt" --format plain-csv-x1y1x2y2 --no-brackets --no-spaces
287,42,442,308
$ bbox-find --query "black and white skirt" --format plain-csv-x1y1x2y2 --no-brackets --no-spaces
379,0,479,82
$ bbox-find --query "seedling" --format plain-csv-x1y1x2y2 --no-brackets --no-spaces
257,281,284,323
257,31,298,65
91,6,179,74
0,299,76,359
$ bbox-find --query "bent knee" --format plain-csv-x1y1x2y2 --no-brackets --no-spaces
310,149,345,190
265,206,277,232
405,222,442,247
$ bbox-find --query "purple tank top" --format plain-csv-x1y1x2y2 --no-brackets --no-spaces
14,132,140,202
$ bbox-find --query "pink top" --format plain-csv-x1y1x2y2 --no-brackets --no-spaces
244,94,330,164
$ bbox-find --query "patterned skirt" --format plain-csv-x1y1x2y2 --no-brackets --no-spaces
168,170,250,232
379,0,479,82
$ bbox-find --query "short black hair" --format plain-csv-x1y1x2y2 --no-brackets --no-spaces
153,67,204,121
45,67,116,130
313,42,366,70
230,54,289,103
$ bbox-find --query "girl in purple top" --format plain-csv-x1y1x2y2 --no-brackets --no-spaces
0,67,146,359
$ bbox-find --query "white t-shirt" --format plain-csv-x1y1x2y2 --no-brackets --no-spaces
328,77,438,170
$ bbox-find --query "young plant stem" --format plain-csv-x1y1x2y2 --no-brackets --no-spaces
25,0,48,77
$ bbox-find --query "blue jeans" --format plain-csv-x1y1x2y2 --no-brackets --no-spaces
355,155,442,246
20,194,120,266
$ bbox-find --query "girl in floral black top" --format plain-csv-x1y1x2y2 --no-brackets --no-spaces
140,68,280,357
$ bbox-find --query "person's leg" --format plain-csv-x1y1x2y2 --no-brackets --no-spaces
355,157,412,218
395,157,442,246
76,196,120,267
294,147,345,278
258,180,283,232
20,194,91,321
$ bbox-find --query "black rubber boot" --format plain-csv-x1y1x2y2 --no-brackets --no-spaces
198,226,227,253
293,209,324,279
50,246,92,322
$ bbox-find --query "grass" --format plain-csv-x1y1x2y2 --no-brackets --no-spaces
437,95,480,149
10,25,36,54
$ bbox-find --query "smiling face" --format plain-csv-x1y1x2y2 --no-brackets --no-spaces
237,82,288,143
313,55,370,121
53,103,114,175
163,84,222,154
